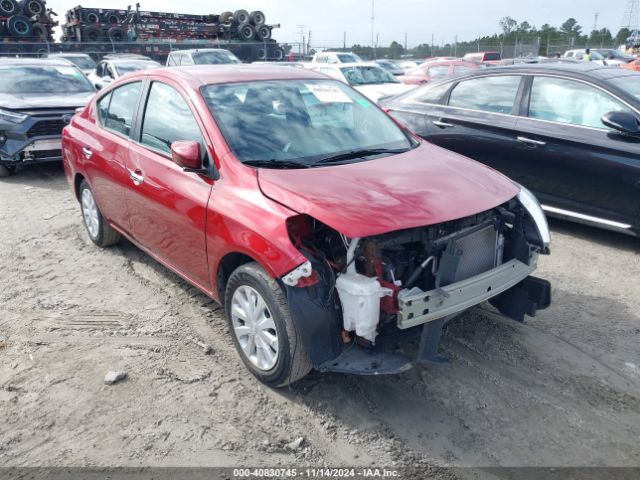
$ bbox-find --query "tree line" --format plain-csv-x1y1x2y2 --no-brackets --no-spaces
338,17,633,60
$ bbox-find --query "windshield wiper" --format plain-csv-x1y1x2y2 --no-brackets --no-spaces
242,159,310,169
313,148,410,165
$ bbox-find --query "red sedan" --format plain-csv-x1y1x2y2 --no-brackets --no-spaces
399,60,480,85
63,65,550,386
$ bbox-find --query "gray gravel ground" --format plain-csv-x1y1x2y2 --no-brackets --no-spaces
1,164,639,475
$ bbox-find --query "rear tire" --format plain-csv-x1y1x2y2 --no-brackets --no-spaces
233,9,249,24
0,165,15,178
19,0,44,17
256,25,271,41
103,11,121,25
81,25,103,42
224,262,312,387
107,26,125,42
31,22,46,40
249,10,265,26
79,180,120,247
0,0,19,17
219,11,232,23
238,22,255,41
6,14,32,38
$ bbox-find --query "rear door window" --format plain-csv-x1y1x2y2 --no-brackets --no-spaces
100,81,142,136
448,75,521,114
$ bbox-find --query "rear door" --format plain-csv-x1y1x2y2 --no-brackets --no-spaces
83,81,143,232
419,74,525,178
514,75,640,228
125,79,214,289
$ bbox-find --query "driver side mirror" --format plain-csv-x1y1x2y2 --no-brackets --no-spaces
171,141,202,170
601,111,640,136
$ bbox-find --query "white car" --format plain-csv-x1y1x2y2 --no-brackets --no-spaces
87,56,161,90
593,49,636,65
304,63,415,103
398,60,419,72
311,51,363,64
563,49,608,66
47,53,97,76
166,48,241,66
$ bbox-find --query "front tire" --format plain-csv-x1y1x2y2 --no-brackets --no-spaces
224,262,312,387
79,180,120,247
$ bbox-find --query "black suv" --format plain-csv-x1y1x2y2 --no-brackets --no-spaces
0,58,95,177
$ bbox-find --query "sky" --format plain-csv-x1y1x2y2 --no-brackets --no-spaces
46,0,633,47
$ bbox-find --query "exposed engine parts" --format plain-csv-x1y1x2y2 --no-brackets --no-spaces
286,197,549,345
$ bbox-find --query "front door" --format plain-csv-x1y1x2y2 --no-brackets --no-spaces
125,80,214,289
514,75,640,229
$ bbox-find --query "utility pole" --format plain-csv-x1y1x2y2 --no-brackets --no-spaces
404,32,407,51
375,32,379,59
343,31,346,49
296,24,306,55
431,33,434,57
307,30,312,55
371,0,375,48
454,35,457,57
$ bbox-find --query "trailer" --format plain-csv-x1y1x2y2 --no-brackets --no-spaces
0,2,287,62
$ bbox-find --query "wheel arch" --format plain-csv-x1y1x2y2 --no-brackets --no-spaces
215,251,262,301
73,172,86,201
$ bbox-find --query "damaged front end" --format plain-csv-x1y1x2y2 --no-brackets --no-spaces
281,189,551,375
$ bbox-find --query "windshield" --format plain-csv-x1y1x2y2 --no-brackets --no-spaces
340,66,400,85
193,51,241,65
483,53,501,61
0,65,94,94
337,53,362,63
58,56,96,69
611,76,640,101
115,62,160,75
201,79,412,167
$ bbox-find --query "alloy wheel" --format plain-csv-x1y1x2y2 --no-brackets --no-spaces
81,188,100,239
231,285,279,371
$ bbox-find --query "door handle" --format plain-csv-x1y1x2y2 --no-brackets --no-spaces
517,136,546,147
129,169,144,186
82,147,92,159
432,120,455,128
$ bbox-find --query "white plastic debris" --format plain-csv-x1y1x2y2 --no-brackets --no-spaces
104,371,127,385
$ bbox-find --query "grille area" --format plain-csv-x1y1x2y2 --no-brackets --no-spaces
22,149,62,161
27,119,67,138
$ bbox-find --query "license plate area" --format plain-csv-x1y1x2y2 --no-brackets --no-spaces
24,139,62,152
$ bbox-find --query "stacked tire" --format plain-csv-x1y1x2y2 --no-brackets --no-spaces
0,0,55,41
219,8,271,42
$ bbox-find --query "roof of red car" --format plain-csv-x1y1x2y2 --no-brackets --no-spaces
130,64,327,86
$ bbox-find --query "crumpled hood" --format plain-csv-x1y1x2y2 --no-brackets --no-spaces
258,142,520,238
0,92,94,110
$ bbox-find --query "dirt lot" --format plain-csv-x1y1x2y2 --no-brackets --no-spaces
1,164,639,474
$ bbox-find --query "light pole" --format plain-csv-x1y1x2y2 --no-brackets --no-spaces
371,0,375,48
